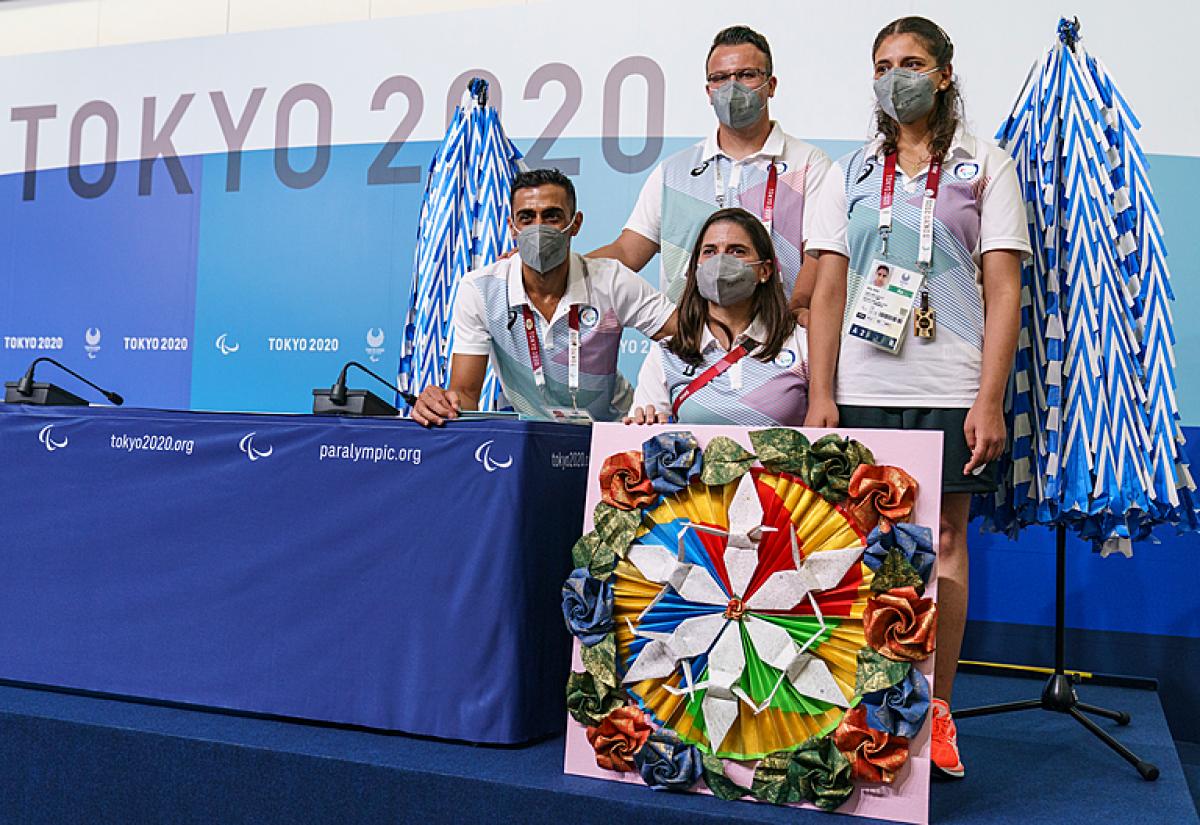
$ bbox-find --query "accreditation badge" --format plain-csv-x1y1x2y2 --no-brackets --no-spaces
546,406,594,425
845,260,923,353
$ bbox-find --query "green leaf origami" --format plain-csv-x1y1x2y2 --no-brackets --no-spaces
749,429,811,475
700,436,757,486
581,633,618,689
854,647,911,695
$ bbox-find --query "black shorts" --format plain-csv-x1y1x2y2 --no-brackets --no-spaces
838,406,998,495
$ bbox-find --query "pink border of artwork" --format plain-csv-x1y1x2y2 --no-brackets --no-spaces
563,423,943,825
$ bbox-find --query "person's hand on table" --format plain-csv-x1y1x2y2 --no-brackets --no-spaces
623,405,669,425
412,386,461,427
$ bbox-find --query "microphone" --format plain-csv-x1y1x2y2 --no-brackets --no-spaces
312,361,415,417
5,357,124,406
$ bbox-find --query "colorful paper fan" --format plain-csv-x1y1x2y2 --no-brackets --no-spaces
614,469,872,760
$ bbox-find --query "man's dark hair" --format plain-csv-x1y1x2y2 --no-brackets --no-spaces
510,168,576,214
706,26,773,76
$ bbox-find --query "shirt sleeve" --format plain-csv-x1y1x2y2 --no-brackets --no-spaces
622,163,664,244
979,153,1033,256
800,149,833,250
608,261,675,337
631,343,671,414
803,159,850,257
450,278,492,356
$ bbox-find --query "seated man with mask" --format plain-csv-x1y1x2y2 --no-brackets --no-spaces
411,168,677,426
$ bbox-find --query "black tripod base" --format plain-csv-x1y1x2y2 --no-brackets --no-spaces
957,674,1158,781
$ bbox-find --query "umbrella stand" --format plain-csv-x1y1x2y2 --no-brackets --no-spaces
955,524,1159,781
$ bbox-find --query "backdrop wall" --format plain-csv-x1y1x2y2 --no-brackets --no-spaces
1,0,1197,735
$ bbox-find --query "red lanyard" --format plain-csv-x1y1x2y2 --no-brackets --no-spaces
879,152,943,269
522,304,581,404
671,341,755,418
714,160,779,234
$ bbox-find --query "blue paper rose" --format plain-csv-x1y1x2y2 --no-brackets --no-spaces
561,567,614,646
861,665,931,738
864,523,935,584
642,432,703,495
633,731,703,791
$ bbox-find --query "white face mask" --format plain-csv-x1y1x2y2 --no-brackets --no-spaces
695,254,764,306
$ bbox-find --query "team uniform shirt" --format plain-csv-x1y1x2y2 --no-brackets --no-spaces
633,319,809,426
453,252,674,421
806,131,1031,407
624,121,832,303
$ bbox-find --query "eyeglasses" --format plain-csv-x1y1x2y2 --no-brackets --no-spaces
705,68,769,89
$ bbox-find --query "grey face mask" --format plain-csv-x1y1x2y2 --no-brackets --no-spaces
709,79,768,130
695,254,762,306
873,67,940,124
515,218,575,273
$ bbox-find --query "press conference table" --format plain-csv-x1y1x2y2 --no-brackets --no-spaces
0,405,590,744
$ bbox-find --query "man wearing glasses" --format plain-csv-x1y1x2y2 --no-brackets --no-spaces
592,26,832,309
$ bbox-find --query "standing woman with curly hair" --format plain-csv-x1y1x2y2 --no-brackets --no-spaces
804,17,1030,778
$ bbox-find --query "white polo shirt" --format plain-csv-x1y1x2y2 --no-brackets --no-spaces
806,130,1030,407
452,252,674,421
624,121,832,302
632,318,809,426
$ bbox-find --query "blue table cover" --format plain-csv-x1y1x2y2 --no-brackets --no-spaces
0,405,591,744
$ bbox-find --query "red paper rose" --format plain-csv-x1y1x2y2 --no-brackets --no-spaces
598,451,657,511
586,706,653,772
845,464,918,532
832,706,911,783
863,586,937,662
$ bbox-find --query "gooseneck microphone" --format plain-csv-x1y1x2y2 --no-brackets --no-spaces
312,361,414,417
329,361,417,407
8,357,124,406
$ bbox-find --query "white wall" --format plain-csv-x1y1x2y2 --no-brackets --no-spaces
0,0,532,56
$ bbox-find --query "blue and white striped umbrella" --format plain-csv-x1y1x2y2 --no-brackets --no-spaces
398,78,524,411
977,18,1198,553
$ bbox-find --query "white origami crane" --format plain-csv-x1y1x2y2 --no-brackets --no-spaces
622,473,862,753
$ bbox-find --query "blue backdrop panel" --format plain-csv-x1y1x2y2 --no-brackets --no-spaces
190,144,425,413
0,159,201,409
0,405,589,743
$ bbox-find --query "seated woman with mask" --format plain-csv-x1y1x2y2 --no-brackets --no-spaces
627,207,808,425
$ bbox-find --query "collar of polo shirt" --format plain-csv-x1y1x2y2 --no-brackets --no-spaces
504,251,591,324
866,127,977,164
698,315,770,354
702,120,786,165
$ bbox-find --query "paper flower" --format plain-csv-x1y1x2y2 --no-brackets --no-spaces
562,567,614,646
863,586,937,662
832,706,910,783
797,435,876,502
599,451,657,510
861,665,931,738
700,436,756,485
642,432,703,494
845,464,918,531
566,670,626,727
864,523,935,584
586,706,652,772
633,731,703,791
788,736,855,811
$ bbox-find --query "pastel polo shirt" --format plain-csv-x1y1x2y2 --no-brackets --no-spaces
452,252,674,421
632,318,810,426
624,121,832,303
806,131,1031,408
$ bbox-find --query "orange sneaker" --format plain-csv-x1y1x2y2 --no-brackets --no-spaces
930,698,965,779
